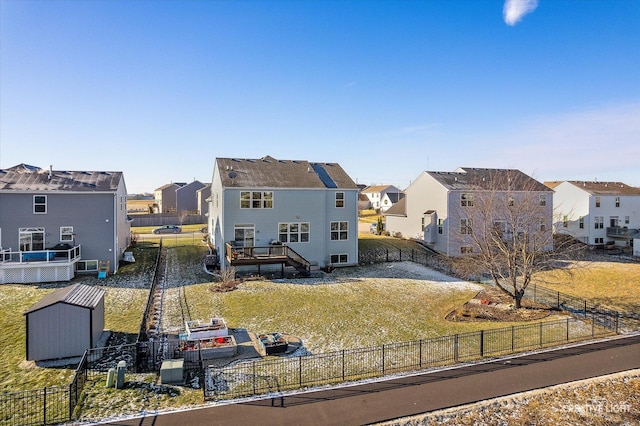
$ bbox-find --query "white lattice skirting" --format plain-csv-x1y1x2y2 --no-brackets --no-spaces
0,265,75,284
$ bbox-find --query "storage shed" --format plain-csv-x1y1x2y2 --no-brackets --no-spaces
24,284,105,361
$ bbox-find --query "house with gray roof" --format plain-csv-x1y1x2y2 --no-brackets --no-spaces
0,164,130,283
208,155,359,274
385,167,553,256
544,180,640,248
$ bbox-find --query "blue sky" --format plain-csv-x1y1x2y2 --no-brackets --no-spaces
1,0,638,193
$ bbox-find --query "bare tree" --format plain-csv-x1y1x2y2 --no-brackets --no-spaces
450,169,572,308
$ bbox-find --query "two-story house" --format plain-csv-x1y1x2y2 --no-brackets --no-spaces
545,180,640,247
385,167,553,256
361,185,404,212
208,156,359,275
0,164,130,283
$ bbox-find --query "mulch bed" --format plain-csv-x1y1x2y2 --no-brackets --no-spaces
446,288,553,322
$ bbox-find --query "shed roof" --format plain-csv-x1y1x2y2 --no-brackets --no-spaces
25,284,105,315
216,155,357,189
0,164,123,192
544,180,640,195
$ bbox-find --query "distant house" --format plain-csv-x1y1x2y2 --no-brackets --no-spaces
0,164,130,283
176,180,206,214
25,283,105,361
197,184,212,216
153,183,184,213
361,185,403,212
385,167,553,256
545,180,640,247
208,155,359,274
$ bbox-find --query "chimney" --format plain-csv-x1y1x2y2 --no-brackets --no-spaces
48,165,52,180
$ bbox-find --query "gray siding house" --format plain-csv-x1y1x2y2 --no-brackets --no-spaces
385,167,553,256
25,283,105,361
197,184,211,216
208,156,359,274
176,180,206,213
153,183,183,213
0,164,130,283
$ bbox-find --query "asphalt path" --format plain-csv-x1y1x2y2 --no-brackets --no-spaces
105,334,640,426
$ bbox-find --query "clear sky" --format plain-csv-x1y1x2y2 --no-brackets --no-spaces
1,0,638,194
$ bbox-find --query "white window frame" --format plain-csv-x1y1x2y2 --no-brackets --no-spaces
240,191,273,209
19,227,45,251
330,253,348,264
60,226,74,242
33,195,47,214
330,221,349,240
594,216,604,229
278,222,310,243
539,194,547,206
460,218,473,235
335,192,345,208
460,193,473,207
77,260,99,272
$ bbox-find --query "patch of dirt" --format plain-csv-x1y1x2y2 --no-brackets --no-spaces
446,288,553,322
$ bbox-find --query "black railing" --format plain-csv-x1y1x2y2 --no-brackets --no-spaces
205,316,614,400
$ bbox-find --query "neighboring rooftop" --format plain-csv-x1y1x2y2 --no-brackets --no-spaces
216,155,358,189
0,164,123,192
544,180,640,195
426,167,551,192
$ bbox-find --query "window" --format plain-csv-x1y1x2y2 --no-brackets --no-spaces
460,246,473,254
240,191,273,209
579,217,584,229
594,237,604,245
330,221,349,240
461,193,474,207
594,216,604,229
279,222,310,243
508,196,514,207
234,224,255,246
438,219,443,235
595,197,601,207
539,194,547,206
493,220,507,235
60,226,74,242
33,195,47,214
625,216,630,225
563,216,568,228
539,218,546,232
19,228,45,251
335,192,344,208
330,254,348,264
460,218,473,235
615,197,620,208
77,260,98,272
421,217,425,231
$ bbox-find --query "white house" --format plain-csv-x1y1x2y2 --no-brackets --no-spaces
208,156,359,275
545,180,640,248
361,185,403,212
385,167,553,256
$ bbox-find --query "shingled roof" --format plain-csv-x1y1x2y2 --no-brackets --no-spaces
216,156,358,189
427,167,551,192
544,180,640,195
0,164,123,192
24,284,105,315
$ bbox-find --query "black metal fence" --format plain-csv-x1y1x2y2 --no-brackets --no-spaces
204,315,615,401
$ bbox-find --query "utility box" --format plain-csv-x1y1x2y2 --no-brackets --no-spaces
106,367,116,388
116,360,126,389
160,359,184,385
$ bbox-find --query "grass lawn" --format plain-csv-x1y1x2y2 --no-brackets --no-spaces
531,260,640,314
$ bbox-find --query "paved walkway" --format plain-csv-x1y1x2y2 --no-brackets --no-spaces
106,334,640,426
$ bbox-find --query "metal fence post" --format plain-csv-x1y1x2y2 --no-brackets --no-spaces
539,322,543,347
253,362,256,394
342,350,345,381
480,330,484,357
454,334,458,363
43,387,47,426
419,339,423,368
382,344,385,375
566,317,570,342
299,355,303,387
